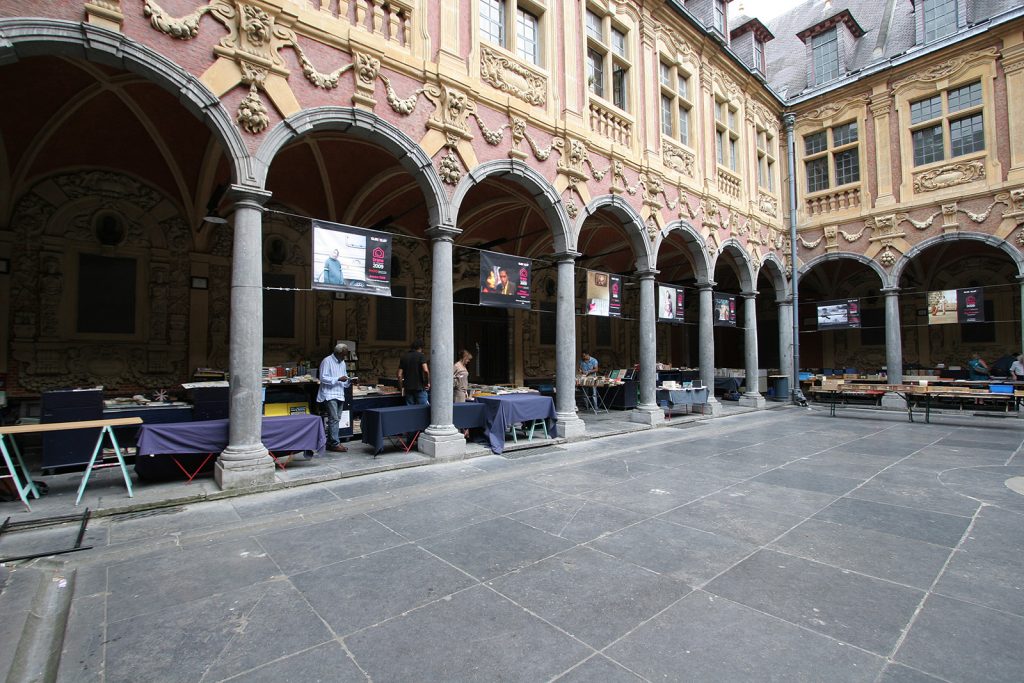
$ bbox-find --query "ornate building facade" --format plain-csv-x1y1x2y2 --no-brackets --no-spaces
0,0,1020,487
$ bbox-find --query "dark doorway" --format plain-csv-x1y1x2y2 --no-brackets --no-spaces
454,287,509,384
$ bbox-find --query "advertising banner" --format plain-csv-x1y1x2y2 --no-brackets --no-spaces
816,299,861,330
713,293,737,327
585,271,623,317
480,251,532,309
657,285,685,323
927,288,985,324
311,219,392,296
957,287,985,323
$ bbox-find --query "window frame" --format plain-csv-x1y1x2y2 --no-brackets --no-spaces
585,4,632,113
714,98,740,172
811,28,841,86
659,58,693,148
802,120,860,194
755,127,776,192
908,79,985,169
922,0,958,44
478,0,545,68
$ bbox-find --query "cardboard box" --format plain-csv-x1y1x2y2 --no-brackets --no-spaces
263,402,310,416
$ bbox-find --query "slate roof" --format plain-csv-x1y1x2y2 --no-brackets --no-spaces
761,0,1021,98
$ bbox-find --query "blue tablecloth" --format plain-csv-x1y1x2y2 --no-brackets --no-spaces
360,403,486,455
475,394,557,454
136,414,326,455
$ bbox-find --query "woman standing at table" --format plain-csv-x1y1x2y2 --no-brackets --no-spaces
454,349,473,403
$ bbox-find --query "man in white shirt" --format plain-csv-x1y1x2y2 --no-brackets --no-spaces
317,343,353,452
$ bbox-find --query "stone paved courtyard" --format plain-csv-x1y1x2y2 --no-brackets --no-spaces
3,405,1024,682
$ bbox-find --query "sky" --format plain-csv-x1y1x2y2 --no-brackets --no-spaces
729,0,806,22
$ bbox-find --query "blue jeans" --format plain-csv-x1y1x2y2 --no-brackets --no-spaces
324,398,345,446
405,390,429,406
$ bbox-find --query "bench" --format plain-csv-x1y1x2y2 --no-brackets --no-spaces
0,417,142,510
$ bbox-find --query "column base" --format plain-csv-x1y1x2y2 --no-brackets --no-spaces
630,405,661,426
418,425,467,461
215,446,275,490
703,397,723,416
556,412,586,439
738,392,766,409
880,393,906,410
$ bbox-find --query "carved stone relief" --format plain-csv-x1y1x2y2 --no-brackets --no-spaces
913,159,986,193
480,46,547,106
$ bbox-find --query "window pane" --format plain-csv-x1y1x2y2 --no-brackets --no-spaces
910,95,942,124
715,101,724,122
811,29,839,84
586,10,602,41
612,65,627,110
804,131,827,155
660,62,671,87
766,159,775,190
924,0,957,42
912,124,945,166
832,122,858,146
480,0,505,46
950,113,984,157
716,130,724,164
729,138,737,170
834,149,860,186
678,74,689,100
713,0,725,32
661,95,673,136
806,157,829,193
679,106,689,145
516,8,539,64
587,49,604,97
728,108,736,131
754,40,764,72
948,81,982,113
611,28,626,57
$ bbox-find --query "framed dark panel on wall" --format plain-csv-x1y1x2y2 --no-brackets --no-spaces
376,285,407,342
77,253,136,334
961,300,995,343
263,272,295,339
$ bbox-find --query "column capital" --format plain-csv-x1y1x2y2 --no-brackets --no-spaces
776,296,793,306
880,287,901,296
551,250,581,263
427,224,460,241
698,281,717,292
635,268,659,280
740,290,757,299
226,184,272,208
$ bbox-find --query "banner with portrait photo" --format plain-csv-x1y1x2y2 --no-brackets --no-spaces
479,251,532,309
657,285,685,323
713,293,737,327
816,299,861,330
927,288,985,324
585,271,623,317
311,219,392,296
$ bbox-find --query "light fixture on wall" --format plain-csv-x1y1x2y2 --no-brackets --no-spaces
199,184,229,232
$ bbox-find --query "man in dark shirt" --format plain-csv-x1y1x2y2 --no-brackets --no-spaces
398,339,430,405
990,351,1018,378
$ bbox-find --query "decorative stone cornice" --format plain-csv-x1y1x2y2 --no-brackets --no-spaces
892,46,1000,94
799,93,870,123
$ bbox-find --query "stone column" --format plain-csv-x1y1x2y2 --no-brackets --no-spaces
216,185,275,490
698,283,723,415
881,287,906,409
631,270,661,425
777,298,794,397
738,291,766,409
418,225,465,460
555,253,585,438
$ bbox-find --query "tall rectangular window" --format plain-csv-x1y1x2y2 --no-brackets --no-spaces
811,29,840,85
661,95,673,137
715,100,739,171
803,122,859,193
77,254,136,334
756,129,776,191
585,6,631,112
754,40,764,73
480,0,544,68
713,0,726,34
659,59,693,148
910,81,985,167
923,0,958,43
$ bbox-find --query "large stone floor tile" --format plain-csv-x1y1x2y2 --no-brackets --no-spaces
552,654,645,682
56,594,104,683
106,580,330,683
847,469,981,517
365,490,497,541
769,518,952,589
704,549,924,654
590,517,755,586
509,497,645,543
452,479,564,514
230,485,340,519
255,513,407,575
934,548,1024,617
876,663,947,683
816,497,973,548
420,516,574,581
657,497,805,545
573,456,668,480
526,465,621,495
290,543,476,636
937,465,1024,512
706,480,838,517
344,584,591,682
895,593,1024,683
220,642,365,683
604,590,885,682
581,469,737,516
106,500,241,544
104,537,282,622
487,546,690,649
751,467,864,496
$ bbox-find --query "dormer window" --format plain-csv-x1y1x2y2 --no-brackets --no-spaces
811,29,840,85
754,39,765,73
713,0,726,34
923,0,958,42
